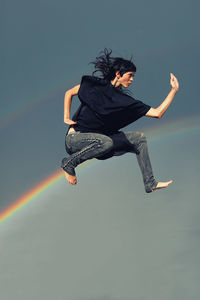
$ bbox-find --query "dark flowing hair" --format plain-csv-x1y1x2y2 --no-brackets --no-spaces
89,48,137,81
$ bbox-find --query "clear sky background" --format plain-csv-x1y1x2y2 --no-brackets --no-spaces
0,0,200,299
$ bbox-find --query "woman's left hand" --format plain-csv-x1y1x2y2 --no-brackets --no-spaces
170,73,179,92
64,118,77,125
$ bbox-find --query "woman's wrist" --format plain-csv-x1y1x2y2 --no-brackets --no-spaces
171,87,178,94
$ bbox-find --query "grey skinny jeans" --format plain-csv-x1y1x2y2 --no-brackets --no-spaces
61,130,158,193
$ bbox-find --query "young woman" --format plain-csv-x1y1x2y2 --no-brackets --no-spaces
61,48,179,193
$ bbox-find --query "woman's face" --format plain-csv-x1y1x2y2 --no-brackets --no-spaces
118,71,135,88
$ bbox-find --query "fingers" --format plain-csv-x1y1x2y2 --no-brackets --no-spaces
170,73,178,85
64,119,77,125
170,73,175,80
170,73,179,91
64,121,77,125
170,73,178,81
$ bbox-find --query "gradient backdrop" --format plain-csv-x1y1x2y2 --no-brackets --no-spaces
0,0,200,299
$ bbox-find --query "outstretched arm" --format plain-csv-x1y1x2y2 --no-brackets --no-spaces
64,84,80,124
145,73,179,119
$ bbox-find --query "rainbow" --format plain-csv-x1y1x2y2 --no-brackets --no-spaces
0,170,64,224
0,84,64,130
0,115,199,224
0,72,82,130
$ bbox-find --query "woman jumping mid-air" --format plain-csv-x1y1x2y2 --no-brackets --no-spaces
61,48,179,193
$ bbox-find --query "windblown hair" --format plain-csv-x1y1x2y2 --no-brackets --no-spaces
89,48,137,81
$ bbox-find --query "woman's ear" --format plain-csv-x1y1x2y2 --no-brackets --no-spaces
115,71,121,78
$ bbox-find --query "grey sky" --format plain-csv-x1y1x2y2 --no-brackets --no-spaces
0,0,200,298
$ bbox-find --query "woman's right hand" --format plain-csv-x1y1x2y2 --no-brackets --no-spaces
170,73,179,92
64,118,77,125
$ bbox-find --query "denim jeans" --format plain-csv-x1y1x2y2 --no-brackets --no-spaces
61,130,158,193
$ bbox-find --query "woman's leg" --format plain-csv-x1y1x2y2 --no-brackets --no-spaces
123,131,173,193
61,131,113,182
122,131,158,192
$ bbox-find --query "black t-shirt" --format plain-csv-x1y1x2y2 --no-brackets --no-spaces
70,75,151,135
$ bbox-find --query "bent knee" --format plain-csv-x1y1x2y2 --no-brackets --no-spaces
140,132,147,141
98,136,113,151
102,136,114,149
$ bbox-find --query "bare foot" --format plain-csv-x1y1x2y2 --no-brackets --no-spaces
64,172,77,185
152,180,173,192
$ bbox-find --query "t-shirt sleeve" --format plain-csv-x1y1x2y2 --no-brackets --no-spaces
128,99,151,119
110,99,151,130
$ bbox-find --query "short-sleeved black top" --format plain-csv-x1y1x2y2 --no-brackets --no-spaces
70,75,151,135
